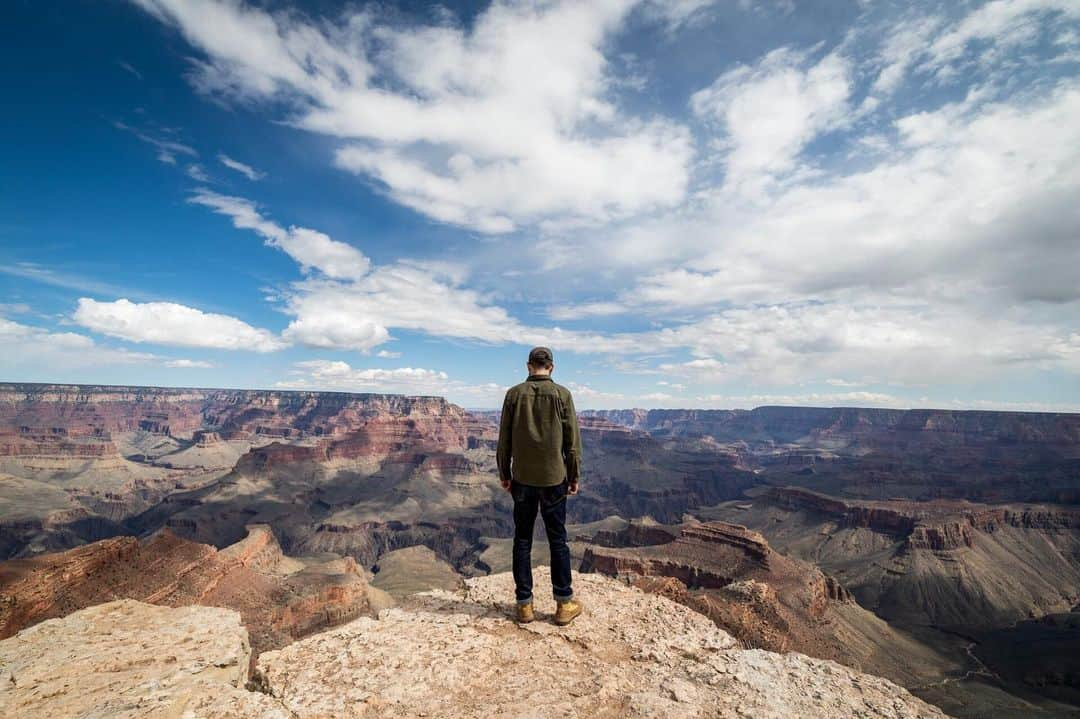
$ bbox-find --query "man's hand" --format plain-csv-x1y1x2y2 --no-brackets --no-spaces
567,479,579,496
501,478,512,492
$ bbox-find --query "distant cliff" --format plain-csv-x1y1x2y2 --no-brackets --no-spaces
583,405,1080,445
0,382,464,443
584,405,1080,503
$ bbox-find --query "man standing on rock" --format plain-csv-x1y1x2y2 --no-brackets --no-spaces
497,346,583,626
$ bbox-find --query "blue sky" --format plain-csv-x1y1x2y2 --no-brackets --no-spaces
2,0,1078,410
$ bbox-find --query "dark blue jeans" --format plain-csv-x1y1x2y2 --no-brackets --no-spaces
511,479,573,605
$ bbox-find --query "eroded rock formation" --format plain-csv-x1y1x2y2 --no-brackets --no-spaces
0,524,380,654
705,489,1080,631
580,519,959,688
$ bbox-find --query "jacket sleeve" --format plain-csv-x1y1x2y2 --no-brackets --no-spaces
496,390,514,484
561,389,582,484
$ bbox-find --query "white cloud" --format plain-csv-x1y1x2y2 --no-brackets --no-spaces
190,190,370,280
0,316,158,372
73,298,287,352
376,349,401,359
651,303,1080,386
925,0,1080,74
131,0,693,233
277,359,506,405
645,82,1080,309
691,46,851,195
282,359,447,390
218,153,265,180
164,358,215,368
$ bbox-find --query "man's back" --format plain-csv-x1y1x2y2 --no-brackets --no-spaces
496,374,581,488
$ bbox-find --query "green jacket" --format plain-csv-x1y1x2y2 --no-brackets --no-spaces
496,375,582,488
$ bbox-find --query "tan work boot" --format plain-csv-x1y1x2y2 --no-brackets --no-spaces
515,601,535,624
553,599,582,626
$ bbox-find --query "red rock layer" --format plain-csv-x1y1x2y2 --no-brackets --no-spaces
581,519,856,661
0,525,375,655
0,383,467,445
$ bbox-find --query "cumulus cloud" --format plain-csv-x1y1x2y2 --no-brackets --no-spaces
218,153,264,180
691,46,851,195
131,0,692,232
633,82,1080,310
0,316,158,372
73,298,287,352
652,303,1080,386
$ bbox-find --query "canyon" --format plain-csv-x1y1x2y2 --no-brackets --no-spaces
0,523,388,655
1,383,1079,717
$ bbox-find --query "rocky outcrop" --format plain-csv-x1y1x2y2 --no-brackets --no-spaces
590,516,679,548
0,524,379,654
582,522,775,589
193,429,221,446
253,568,944,718
0,571,944,719
0,599,288,718
578,519,960,689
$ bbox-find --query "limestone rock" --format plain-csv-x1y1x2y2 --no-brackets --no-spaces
256,568,946,718
0,599,290,718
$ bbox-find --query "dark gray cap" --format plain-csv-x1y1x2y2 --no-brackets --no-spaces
528,346,554,365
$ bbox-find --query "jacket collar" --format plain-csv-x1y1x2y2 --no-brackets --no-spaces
526,374,553,382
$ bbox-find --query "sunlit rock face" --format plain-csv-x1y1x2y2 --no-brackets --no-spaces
579,518,960,688
0,599,289,718
252,569,944,719
0,524,381,655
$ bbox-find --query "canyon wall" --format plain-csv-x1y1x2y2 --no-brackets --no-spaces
0,524,381,654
